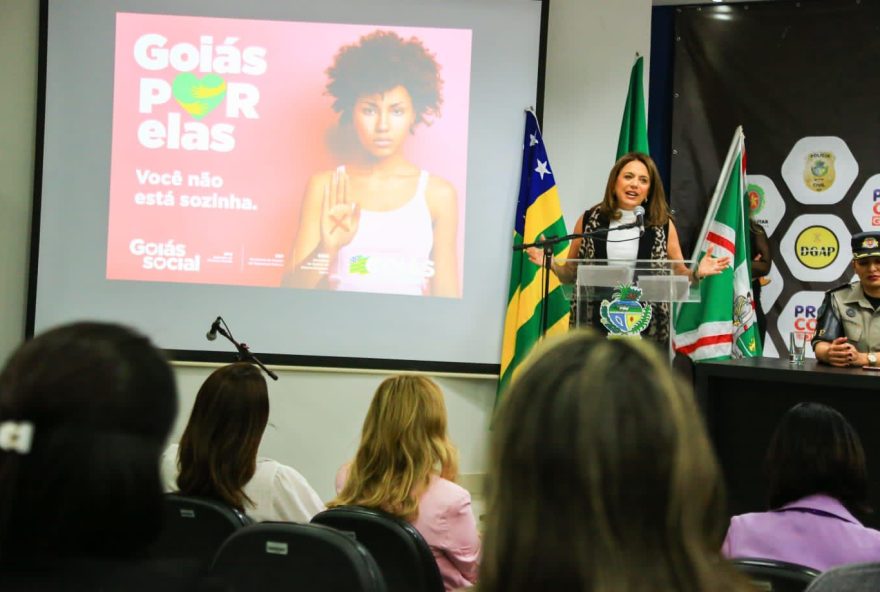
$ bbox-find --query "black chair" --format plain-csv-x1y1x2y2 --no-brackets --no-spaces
150,493,251,572
806,562,880,592
311,506,444,592
211,522,387,592
731,558,821,592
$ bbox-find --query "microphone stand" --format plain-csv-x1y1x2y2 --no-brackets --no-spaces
513,219,643,338
212,319,279,381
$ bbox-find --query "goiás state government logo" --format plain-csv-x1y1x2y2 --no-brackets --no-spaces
599,284,652,338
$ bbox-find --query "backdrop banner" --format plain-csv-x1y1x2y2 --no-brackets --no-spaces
670,0,880,358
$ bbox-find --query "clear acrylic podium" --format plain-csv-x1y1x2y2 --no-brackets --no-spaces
560,258,701,349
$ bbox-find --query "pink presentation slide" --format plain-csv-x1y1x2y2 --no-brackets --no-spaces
106,13,471,297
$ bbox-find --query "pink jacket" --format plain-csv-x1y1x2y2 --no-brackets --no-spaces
723,494,880,571
336,465,480,590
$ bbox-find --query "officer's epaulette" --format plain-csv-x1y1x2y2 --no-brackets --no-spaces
827,282,856,294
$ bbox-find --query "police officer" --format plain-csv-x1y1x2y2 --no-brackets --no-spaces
813,230,880,367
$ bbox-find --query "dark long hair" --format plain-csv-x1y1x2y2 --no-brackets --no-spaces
177,362,269,511
479,330,749,592
0,322,176,564
766,402,869,515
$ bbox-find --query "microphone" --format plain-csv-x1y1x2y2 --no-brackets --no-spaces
206,317,222,341
633,205,645,236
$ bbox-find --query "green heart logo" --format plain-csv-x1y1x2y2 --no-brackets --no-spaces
172,73,227,119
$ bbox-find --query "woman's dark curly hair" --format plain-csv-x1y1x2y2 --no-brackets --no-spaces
325,30,443,127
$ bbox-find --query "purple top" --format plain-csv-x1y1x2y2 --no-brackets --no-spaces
723,494,880,571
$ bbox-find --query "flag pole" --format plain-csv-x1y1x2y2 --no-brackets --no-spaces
674,126,743,322
527,105,539,131
688,126,744,263
525,108,551,338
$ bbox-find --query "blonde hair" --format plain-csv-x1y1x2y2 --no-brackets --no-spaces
479,330,750,592
329,375,458,520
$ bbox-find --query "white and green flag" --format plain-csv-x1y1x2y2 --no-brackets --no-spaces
673,127,762,361
616,54,649,158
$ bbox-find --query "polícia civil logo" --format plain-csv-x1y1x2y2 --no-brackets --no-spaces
803,151,836,192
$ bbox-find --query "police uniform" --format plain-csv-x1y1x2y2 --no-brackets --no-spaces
812,231,880,357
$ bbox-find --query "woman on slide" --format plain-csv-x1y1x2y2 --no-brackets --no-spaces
281,30,459,297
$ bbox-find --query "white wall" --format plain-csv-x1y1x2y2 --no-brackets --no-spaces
172,366,497,501
0,0,38,357
544,0,653,228
0,0,652,502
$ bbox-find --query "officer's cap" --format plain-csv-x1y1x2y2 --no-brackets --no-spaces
851,231,880,259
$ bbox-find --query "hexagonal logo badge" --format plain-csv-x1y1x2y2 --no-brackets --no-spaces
781,136,858,205
746,174,785,236
851,173,880,232
776,290,826,360
779,214,852,281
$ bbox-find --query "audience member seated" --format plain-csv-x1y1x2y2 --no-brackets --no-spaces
478,330,751,592
723,402,880,571
331,375,479,591
161,362,324,523
0,322,217,591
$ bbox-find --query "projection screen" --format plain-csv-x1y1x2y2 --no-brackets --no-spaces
29,0,547,372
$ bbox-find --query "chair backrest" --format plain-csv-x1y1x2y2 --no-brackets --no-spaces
211,521,387,592
731,558,821,592
311,506,444,592
806,562,880,592
150,493,251,572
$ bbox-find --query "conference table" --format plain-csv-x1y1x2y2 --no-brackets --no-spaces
695,357,880,529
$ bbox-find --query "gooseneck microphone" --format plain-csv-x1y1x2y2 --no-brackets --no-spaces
633,205,645,237
206,316,222,341
203,316,278,381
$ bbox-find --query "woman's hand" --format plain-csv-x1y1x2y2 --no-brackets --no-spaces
824,336,858,367
525,234,556,268
525,246,544,267
697,244,731,279
525,240,560,276
320,171,360,252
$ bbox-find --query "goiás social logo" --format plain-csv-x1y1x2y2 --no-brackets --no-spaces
129,238,200,272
